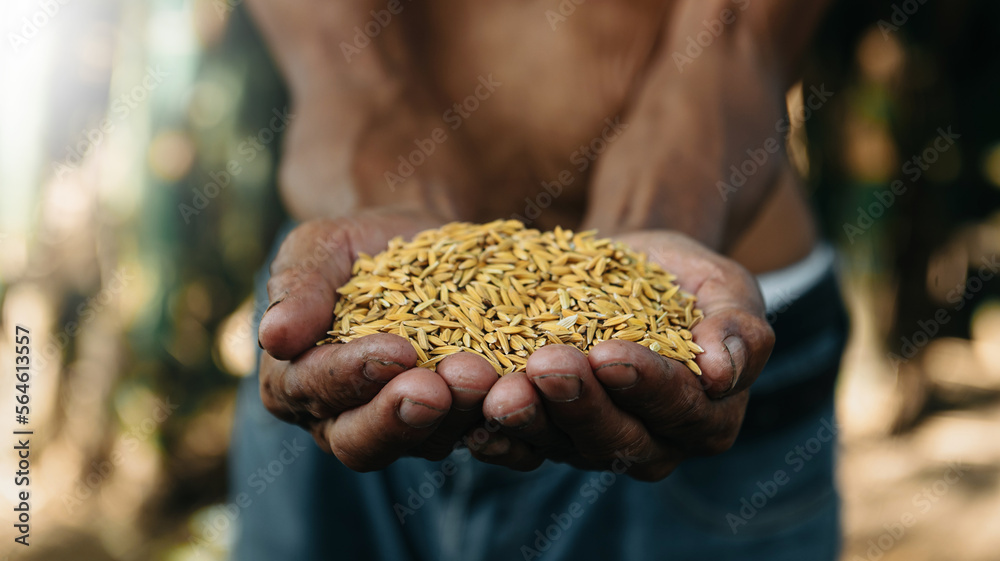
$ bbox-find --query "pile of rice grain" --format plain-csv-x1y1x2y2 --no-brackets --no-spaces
322,220,704,375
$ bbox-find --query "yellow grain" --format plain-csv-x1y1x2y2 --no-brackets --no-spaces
324,220,703,375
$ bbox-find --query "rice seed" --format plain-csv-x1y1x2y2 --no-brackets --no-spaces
324,220,704,375
602,314,634,328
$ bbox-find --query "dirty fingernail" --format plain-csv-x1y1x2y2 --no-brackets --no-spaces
364,358,406,383
723,336,746,390
594,362,638,389
261,292,288,320
448,386,489,411
494,403,536,428
398,398,446,428
532,374,582,402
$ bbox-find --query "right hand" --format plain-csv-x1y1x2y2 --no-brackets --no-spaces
257,213,502,471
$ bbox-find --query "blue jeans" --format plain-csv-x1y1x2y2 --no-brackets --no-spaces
229,230,847,561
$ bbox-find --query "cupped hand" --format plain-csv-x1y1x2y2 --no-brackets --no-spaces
468,231,775,481
257,214,501,471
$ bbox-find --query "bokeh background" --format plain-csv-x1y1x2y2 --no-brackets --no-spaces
1,0,999,559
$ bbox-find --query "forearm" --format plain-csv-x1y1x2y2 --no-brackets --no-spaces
245,0,401,108
583,0,832,250
247,0,475,222
666,0,832,89
739,0,834,89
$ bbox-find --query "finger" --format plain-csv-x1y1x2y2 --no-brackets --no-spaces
588,339,745,455
525,345,662,465
690,304,774,398
259,333,417,424
315,368,452,472
409,352,499,460
467,432,545,472
617,231,774,398
260,215,440,360
259,221,356,360
437,352,500,411
481,372,574,461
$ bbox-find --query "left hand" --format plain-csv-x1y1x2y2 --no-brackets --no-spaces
465,230,774,481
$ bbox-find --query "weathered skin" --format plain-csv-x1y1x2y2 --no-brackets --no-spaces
248,0,830,478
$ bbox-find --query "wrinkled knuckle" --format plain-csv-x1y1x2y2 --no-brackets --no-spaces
701,261,729,288
666,390,704,427
585,423,647,462
333,217,365,245
273,219,351,279
282,378,307,403
265,274,288,299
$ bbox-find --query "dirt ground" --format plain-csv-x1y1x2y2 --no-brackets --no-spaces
837,282,1000,561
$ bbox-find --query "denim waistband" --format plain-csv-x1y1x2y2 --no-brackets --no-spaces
738,268,848,440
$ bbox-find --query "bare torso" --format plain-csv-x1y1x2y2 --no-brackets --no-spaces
248,0,817,274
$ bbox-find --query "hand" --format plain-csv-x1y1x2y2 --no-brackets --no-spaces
469,231,775,481
257,213,501,470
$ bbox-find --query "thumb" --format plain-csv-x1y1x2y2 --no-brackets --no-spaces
259,213,439,360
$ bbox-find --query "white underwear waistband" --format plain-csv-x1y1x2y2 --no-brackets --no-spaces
756,243,837,314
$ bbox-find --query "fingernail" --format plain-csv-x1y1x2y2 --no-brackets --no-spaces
723,336,746,391
398,398,446,428
494,403,536,428
261,292,288,320
264,294,287,313
449,386,489,412
257,294,288,349
480,435,510,456
364,358,406,383
532,374,582,402
594,362,638,389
